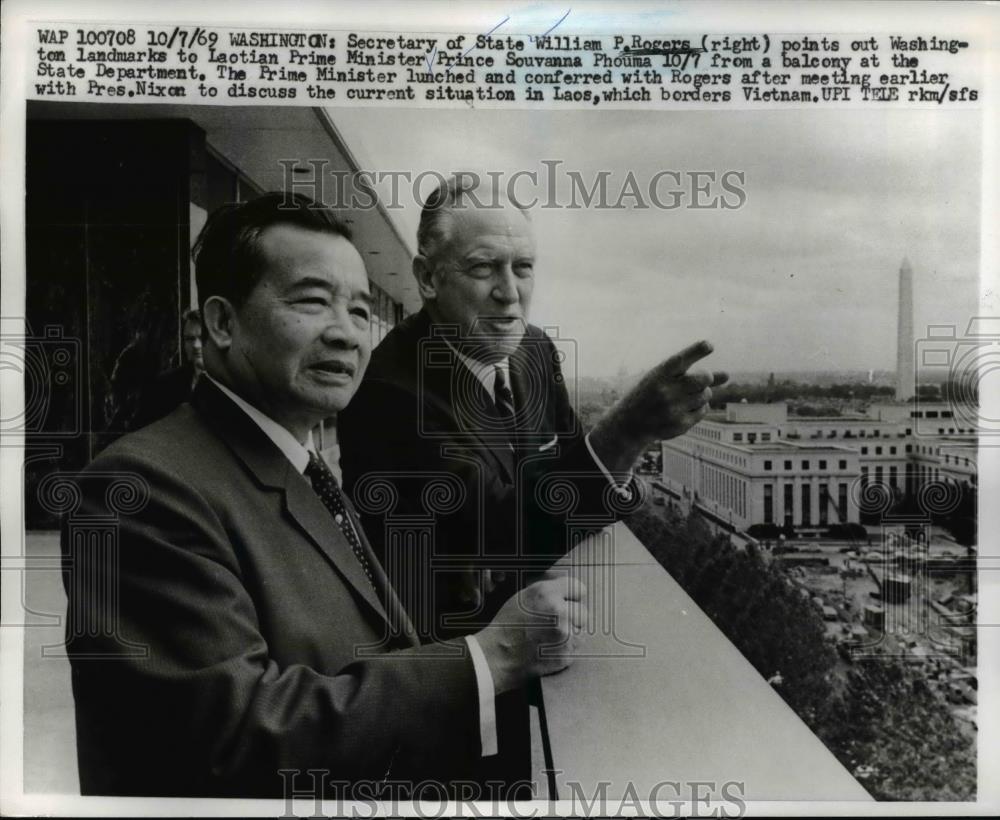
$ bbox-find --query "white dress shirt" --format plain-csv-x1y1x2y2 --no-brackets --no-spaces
209,377,314,471
207,376,499,756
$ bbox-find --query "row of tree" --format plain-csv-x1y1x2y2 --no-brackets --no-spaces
626,502,976,801
715,379,895,406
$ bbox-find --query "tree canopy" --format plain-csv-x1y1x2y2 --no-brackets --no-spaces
627,502,976,801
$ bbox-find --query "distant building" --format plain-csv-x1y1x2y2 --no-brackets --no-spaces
787,401,977,500
659,254,977,535
661,402,861,531
660,400,977,533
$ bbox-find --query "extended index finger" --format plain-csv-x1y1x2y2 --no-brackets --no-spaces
662,340,714,376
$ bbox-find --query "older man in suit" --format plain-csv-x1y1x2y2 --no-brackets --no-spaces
61,193,587,798
339,174,728,631
338,174,727,786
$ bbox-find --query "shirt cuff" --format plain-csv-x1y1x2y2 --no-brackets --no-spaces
584,431,635,497
464,634,498,757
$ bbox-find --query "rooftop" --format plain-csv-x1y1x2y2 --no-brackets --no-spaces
738,441,857,453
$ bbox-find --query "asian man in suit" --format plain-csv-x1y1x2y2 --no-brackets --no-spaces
61,192,589,798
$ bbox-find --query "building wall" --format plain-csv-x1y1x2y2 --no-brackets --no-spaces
662,421,861,530
25,119,202,526
660,401,975,534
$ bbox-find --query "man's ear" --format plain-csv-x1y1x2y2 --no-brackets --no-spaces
413,255,438,302
202,296,237,351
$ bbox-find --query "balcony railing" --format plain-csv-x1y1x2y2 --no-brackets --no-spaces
534,522,871,802
25,527,870,802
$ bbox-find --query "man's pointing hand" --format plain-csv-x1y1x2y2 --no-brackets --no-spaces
589,340,728,475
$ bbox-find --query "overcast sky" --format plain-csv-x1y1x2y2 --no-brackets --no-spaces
332,107,981,379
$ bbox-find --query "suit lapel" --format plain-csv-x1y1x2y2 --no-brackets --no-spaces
282,474,391,626
192,380,393,632
339,490,418,646
508,336,562,453
417,328,516,483
508,344,537,437
460,372,516,481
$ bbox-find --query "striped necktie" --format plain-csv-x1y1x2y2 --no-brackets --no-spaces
493,364,516,432
305,451,376,591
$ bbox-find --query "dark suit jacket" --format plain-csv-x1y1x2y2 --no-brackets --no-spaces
61,379,481,797
338,309,637,635
339,311,639,789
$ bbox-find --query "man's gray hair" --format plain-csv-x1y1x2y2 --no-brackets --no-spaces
416,172,531,265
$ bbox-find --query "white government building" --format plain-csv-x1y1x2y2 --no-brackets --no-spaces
659,258,978,535
659,400,978,533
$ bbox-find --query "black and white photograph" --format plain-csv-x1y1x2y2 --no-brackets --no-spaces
1,1,997,816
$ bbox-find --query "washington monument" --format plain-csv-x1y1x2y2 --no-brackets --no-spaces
896,257,915,402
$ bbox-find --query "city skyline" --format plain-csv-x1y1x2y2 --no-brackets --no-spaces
332,107,981,379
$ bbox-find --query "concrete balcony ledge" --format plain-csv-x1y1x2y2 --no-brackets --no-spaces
21,528,870,802
534,522,872,802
